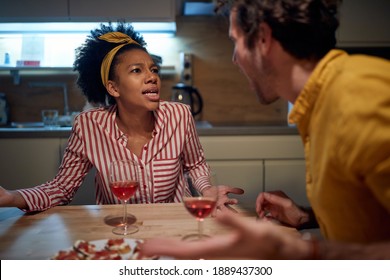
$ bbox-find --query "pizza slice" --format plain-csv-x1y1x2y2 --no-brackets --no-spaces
73,240,97,258
105,238,131,254
51,250,81,260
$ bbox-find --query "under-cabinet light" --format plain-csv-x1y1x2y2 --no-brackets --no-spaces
0,22,176,36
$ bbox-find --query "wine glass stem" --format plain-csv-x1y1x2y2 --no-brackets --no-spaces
198,219,203,240
123,200,128,229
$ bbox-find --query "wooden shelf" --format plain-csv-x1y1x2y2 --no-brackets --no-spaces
0,67,73,84
0,65,176,84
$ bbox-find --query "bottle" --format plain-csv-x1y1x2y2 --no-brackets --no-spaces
4,53,10,65
0,93,10,126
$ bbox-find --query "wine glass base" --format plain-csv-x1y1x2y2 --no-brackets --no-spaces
112,224,139,235
182,233,210,241
104,214,137,227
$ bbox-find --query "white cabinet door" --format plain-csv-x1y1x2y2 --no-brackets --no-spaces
68,167,96,205
200,135,304,160
0,0,69,22
68,0,175,22
264,159,309,207
337,0,390,47
208,160,263,214
0,138,61,188
200,134,305,213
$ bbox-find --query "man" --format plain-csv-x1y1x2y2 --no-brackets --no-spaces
140,0,390,259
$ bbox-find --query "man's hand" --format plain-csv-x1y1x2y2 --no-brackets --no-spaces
256,191,310,228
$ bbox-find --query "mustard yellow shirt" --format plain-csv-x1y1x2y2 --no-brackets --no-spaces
289,50,390,243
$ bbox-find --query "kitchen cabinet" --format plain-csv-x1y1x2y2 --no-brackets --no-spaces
0,138,62,188
69,0,175,22
0,0,175,22
0,0,69,22
0,134,306,209
0,138,95,205
200,135,306,214
208,160,264,213
264,159,308,207
59,138,96,205
337,0,390,47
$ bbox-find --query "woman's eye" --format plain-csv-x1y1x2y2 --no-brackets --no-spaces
151,68,160,74
131,68,141,73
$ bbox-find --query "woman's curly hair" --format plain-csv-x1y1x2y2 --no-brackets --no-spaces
73,21,147,106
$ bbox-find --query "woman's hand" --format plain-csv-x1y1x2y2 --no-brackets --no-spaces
0,186,15,206
256,191,310,228
203,185,244,213
0,186,27,208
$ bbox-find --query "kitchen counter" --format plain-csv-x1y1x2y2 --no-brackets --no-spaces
0,121,298,138
199,124,298,136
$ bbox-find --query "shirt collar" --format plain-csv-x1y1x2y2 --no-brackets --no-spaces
110,102,166,140
288,49,347,137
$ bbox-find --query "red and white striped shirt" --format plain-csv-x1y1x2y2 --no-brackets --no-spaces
18,101,211,212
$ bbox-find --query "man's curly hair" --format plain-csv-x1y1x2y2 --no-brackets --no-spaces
216,0,341,60
73,21,147,106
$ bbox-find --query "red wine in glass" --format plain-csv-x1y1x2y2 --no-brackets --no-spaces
109,160,140,235
184,198,217,220
183,173,219,241
183,194,218,241
110,181,139,201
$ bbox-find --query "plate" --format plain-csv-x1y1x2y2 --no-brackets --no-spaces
52,238,165,260
87,239,141,260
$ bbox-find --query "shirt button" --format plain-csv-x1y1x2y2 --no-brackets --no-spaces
143,184,147,189
143,146,147,150
140,165,144,170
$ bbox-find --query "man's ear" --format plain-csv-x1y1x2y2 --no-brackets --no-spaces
106,80,120,98
258,22,273,55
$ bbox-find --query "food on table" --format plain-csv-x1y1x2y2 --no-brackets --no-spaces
105,238,131,254
51,250,81,260
73,239,97,258
51,238,159,260
86,249,122,260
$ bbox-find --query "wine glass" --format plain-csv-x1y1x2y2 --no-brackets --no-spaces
109,159,140,235
182,173,218,241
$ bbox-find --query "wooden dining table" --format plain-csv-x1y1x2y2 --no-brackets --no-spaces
0,203,299,260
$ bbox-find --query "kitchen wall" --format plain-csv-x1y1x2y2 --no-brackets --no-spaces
0,16,287,125
167,16,287,125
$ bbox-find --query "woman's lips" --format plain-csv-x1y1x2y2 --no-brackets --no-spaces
143,91,160,102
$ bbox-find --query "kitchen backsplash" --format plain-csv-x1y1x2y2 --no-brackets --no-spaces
0,16,288,125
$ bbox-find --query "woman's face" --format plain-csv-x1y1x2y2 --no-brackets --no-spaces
109,48,161,112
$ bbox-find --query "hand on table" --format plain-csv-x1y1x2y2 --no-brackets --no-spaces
0,186,27,208
0,186,13,206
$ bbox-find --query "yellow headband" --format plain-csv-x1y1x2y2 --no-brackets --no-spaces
99,32,141,87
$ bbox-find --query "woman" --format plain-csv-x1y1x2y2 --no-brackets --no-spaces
0,22,243,212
